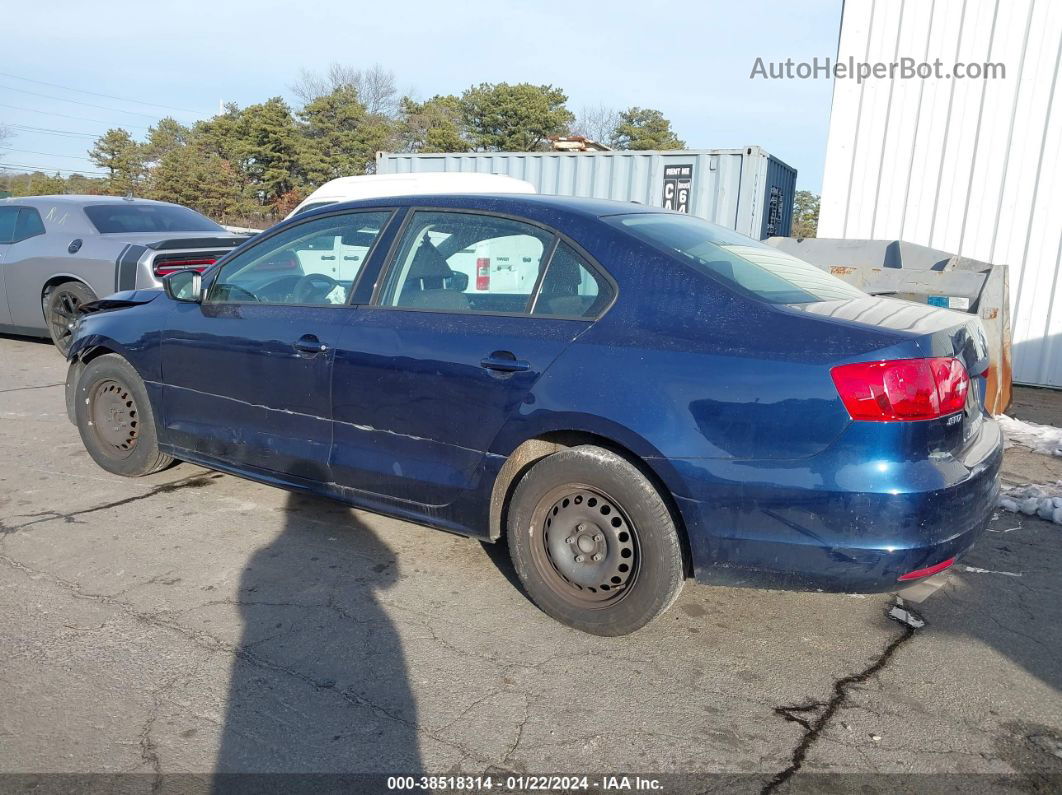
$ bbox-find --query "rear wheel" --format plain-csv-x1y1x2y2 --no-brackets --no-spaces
74,354,172,477
507,445,684,636
44,281,96,356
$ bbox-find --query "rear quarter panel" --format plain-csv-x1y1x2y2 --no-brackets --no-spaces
6,232,121,330
492,241,907,468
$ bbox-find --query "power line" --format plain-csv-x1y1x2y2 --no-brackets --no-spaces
0,146,96,163
0,161,108,177
7,123,100,140
0,101,150,132
0,70,210,116
0,82,174,121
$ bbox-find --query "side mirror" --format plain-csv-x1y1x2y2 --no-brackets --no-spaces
163,270,203,303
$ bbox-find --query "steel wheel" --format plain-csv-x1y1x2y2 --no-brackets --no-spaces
87,379,139,459
529,484,640,608
46,285,90,355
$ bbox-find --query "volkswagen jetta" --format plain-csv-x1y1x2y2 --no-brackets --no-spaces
65,194,1002,635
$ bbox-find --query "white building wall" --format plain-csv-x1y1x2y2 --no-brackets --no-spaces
819,0,1062,388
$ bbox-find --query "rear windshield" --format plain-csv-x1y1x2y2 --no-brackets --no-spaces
610,213,865,304
84,203,223,234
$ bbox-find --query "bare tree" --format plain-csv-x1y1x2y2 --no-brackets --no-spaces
358,64,399,118
291,63,399,118
290,68,332,105
572,104,621,145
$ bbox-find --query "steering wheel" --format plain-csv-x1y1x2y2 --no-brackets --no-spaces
292,273,341,304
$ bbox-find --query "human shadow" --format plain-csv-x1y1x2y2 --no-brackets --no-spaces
214,490,422,786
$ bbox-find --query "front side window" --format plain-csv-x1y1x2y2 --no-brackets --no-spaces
84,203,223,234
206,211,390,306
379,211,554,314
610,213,865,304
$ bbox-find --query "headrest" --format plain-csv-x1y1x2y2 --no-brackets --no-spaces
407,236,454,280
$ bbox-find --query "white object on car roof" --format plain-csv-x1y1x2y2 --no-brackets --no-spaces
286,173,536,219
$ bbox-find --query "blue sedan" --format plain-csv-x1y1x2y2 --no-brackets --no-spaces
65,194,1002,635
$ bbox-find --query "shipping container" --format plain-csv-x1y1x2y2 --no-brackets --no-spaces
819,0,1062,388
375,147,797,240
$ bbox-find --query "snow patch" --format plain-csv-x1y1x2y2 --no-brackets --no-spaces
998,481,1062,525
997,414,1062,457
961,565,1022,577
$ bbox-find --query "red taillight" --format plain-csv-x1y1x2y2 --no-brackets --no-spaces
154,258,216,277
898,557,955,581
831,357,970,422
476,257,490,291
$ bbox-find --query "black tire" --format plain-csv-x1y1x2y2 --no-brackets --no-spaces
506,445,684,636
44,281,96,356
74,354,173,477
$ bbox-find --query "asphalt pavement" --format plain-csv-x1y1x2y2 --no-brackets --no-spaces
0,334,1059,792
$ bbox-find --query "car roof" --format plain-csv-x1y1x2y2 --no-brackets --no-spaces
305,172,536,195
317,192,668,220
0,195,181,208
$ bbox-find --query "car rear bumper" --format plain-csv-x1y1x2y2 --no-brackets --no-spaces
667,416,1003,593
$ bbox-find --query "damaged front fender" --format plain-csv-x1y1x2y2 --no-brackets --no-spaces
78,288,163,316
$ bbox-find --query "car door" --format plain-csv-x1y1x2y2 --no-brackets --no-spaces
0,206,50,328
0,207,16,326
329,209,615,519
160,209,394,482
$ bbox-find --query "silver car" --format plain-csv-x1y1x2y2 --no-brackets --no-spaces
0,195,250,354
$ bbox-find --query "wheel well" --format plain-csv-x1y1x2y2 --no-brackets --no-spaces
489,431,693,577
78,345,117,365
41,276,89,298
40,277,94,316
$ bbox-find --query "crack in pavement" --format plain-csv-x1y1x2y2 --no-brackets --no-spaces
0,382,64,395
762,624,917,793
0,472,220,534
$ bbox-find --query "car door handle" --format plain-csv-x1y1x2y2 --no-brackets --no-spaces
321,255,337,260
480,354,530,373
293,335,328,354
343,255,360,261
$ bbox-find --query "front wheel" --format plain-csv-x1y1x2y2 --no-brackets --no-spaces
44,281,96,356
74,354,173,477
506,445,685,636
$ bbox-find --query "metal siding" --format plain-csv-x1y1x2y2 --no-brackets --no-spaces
376,149,797,240
820,0,1062,388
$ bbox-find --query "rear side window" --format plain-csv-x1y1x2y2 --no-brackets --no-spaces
380,211,554,314
611,213,865,304
84,203,223,234
13,207,46,242
532,242,613,318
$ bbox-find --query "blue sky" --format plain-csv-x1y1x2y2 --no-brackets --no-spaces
2,0,841,192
